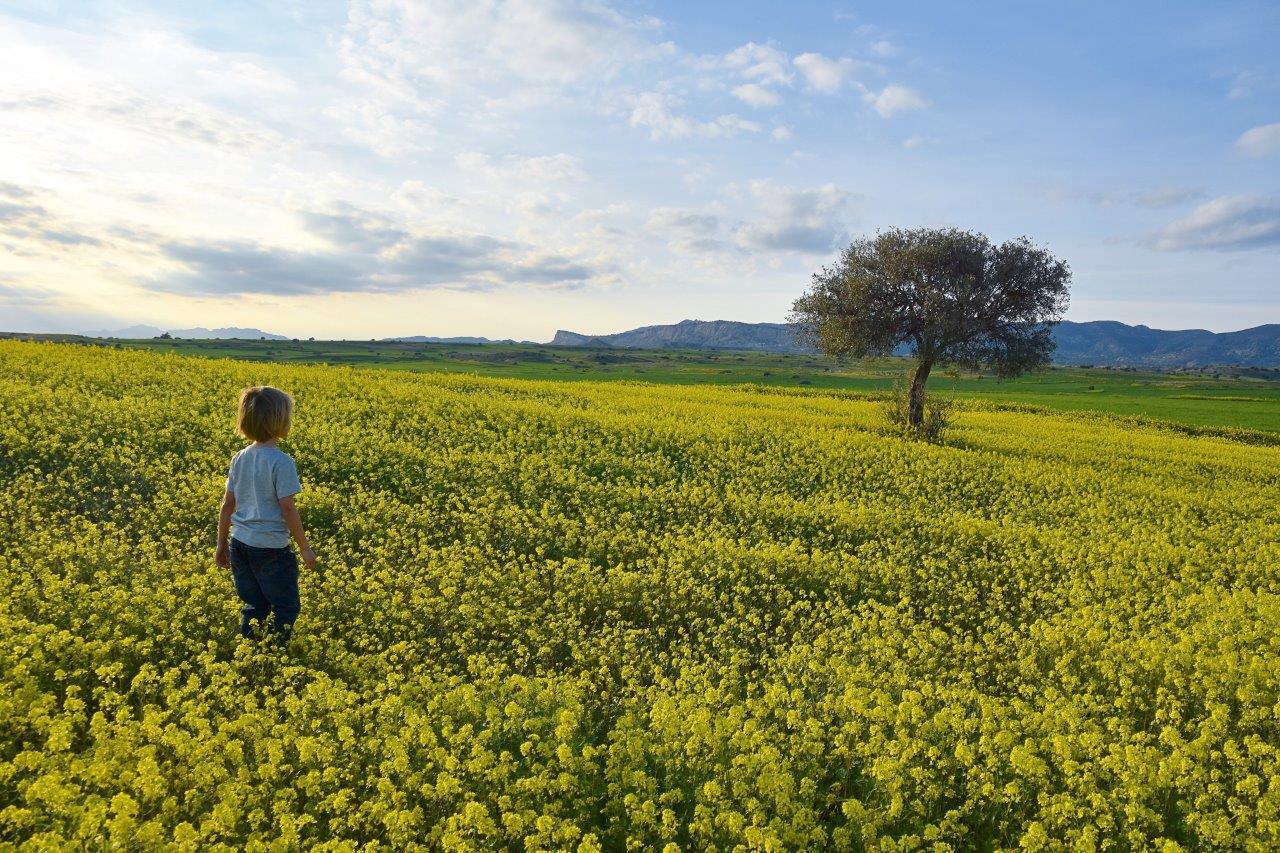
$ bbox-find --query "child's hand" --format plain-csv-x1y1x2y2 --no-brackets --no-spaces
300,547,318,570
215,543,230,569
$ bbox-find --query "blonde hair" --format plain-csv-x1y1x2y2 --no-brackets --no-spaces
237,386,293,442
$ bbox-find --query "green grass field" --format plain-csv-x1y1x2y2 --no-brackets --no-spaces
11,332,1280,433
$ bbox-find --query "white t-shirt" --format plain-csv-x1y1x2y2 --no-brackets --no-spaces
226,444,301,549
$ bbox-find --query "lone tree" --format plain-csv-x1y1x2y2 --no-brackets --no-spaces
790,227,1071,427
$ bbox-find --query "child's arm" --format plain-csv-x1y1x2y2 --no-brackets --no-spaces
215,490,235,568
278,496,318,569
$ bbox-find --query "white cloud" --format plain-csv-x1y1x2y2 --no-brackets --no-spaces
1,92,288,154
628,92,760,140
646,206,727,253
771,124,793,141
0,17,318,260
731,83,782,108
0,18,298,160
645,182,851,258
732,180,851,254
723,42,792,86
340,0,665,90
0,20,296,102
0,184,105,254
793,52,857,94
864,84,928,117
157,197,616,294
1150,195,1280,251
646,207,719,233
902,135,925,149
870,40,896,58
159,233,605,295
337,7,896,151
453,152,586,183
1236,123,1280,157
335,0,672,154
324,101,436,158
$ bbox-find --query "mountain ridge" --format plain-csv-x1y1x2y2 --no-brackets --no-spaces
384,335,538,345
550,319,799,352
547,318,1280,368
87,325,287,340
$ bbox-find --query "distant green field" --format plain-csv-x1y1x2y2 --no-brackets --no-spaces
12,333,1280,433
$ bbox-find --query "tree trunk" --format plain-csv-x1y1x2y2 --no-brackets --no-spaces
908,359,933,428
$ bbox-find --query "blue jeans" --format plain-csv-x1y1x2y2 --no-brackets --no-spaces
229,538,300,639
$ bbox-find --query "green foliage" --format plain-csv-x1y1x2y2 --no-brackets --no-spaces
1,340,1278,850
791,226,1071,425
790,227,1070,372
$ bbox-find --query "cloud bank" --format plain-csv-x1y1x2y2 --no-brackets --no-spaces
1151,196,1280,251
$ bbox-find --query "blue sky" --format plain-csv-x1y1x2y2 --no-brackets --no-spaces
0,0,1276,338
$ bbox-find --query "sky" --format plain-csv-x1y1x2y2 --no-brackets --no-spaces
0,0,1277,339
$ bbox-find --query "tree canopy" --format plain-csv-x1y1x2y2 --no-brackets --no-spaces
791,227,1071,425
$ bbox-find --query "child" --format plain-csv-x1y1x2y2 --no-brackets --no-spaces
215,385,317,639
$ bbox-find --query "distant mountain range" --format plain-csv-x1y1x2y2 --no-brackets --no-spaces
550,320,800,352
88,325,287,340
384,335,535,345
548,318,1280,368
57,317,1280,367
1051,321,1280,367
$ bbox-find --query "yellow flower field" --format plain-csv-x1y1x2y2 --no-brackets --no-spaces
1,340,1277,850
